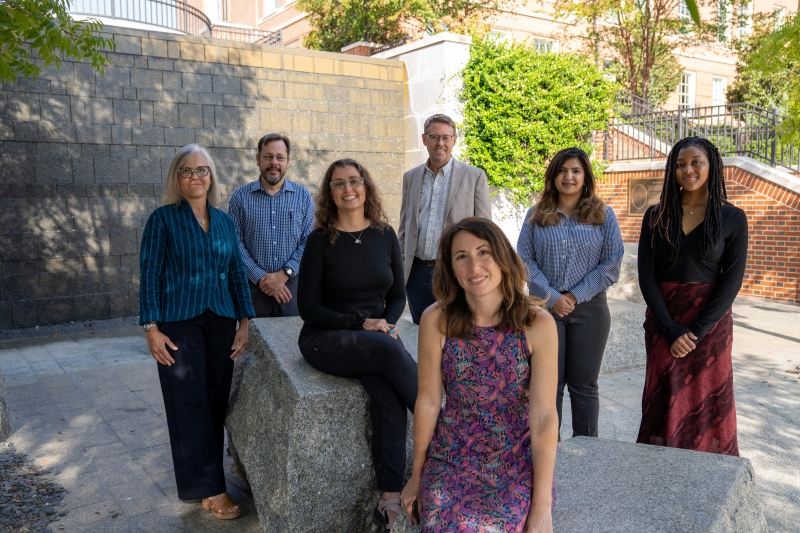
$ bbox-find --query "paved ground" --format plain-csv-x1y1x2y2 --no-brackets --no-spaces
0,296,798,532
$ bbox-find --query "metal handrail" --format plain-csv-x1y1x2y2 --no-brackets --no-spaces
615,90,663,116
606,102,800,173
211,26,282,46
370,36,411,56
69,0,212,37
69,0,283,45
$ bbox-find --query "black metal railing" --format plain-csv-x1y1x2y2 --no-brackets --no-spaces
69,0,283,45
607,102,800,173
211,26,282,46
615,90,663,116
70,0,212,37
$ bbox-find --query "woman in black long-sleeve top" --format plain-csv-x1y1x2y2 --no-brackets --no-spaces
297,158,417,531
636,137,748,456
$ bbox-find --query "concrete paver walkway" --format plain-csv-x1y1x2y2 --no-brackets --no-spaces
0,296,798,532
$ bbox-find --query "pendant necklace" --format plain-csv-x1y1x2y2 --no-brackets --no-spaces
345,227,365,244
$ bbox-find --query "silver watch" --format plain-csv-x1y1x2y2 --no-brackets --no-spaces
142,321,158,332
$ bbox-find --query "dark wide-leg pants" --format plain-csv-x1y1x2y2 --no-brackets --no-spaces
554,291,611,439
157,309,237,500
298,325,418,492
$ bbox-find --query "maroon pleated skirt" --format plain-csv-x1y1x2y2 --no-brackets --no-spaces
636,281,739,455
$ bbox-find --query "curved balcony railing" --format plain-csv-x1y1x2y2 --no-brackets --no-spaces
69,0,283,45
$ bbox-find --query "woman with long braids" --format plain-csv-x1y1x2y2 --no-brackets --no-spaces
517,147,624,438
636,137,748,455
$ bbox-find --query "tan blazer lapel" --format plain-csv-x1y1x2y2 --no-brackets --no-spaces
443,159,460,223
409,165,425,236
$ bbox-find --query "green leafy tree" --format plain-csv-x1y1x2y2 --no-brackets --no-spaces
459,37,617,204
727,12,792,110
298,0,514,52
555,0,703,106
0,0,114,83
742,12,800,143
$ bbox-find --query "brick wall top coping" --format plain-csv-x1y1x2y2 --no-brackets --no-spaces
607,156,800,196
99,24,406,68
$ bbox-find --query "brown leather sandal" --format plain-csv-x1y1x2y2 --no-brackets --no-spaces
373,495,403,531
201,492,241,520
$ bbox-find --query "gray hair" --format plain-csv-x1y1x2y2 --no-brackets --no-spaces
423,114,458,136
162,144,221,207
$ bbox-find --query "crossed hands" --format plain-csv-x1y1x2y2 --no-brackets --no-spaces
363,318,398,340
259,272,292,304
670,332,698,358
550,293,577,318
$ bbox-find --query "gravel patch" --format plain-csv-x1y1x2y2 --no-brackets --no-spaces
0,442,67,533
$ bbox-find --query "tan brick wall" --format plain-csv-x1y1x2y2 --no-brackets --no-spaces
597,168,800,303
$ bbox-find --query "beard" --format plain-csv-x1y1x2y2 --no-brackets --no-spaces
261,166,285,185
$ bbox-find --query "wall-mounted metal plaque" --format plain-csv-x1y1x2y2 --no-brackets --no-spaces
628,177,663,216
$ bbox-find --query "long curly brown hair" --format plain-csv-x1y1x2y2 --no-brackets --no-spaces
529,147,607,227
433,218,545,338
315,158,388,245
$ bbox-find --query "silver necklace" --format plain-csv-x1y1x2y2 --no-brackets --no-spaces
344,228,365,244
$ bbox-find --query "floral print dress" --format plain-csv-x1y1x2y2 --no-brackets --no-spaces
420,324,545,533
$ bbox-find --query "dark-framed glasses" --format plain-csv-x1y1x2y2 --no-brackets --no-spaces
330,177,365,190
178,166,211,179
425,134,454,143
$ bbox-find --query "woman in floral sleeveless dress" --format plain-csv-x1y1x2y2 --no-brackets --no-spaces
401,218,559,533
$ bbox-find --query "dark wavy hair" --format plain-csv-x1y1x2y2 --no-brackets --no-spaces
649,136,728,263
529,147,607,227
314,158,388,245
433,218,545,338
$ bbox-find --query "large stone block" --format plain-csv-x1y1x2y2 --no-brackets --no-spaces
607,253,644,304
0,370,10,441
226,317,419,533
602,298,647,372
552,437,767,532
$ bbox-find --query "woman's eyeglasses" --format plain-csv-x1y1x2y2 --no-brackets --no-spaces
329,177,365,190
178,167,211,179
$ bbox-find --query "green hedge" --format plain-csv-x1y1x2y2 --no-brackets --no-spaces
460,38,617,204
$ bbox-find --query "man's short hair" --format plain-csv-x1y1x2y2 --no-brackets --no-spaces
423,114,458,136
257,133,291,156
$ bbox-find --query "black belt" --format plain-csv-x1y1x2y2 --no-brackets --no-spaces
413,256,437,267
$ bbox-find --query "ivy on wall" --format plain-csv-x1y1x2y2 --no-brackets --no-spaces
460,37,617,205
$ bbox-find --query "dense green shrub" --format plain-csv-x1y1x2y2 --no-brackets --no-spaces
460,38,617,204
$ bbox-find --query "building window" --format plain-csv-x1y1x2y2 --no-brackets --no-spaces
265,0,279,15
220,0,229,21
679,72,696,109
533,38,554,53
712,77,727,106
679,0,691,20
773,5,786,27
739,1,752,37
717,0,730,42
488,29,512,43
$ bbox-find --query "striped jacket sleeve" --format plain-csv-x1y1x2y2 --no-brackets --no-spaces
139,210,167,325
226,218,256,320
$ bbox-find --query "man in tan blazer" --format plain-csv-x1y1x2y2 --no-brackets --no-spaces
398,114,492,324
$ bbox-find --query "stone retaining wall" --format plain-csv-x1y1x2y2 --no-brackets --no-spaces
0,26,407,328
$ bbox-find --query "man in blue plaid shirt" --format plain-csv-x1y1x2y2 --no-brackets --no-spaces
229,133,314,317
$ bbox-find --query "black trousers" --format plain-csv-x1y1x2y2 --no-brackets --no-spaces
249,277,299,318
298,325,418,492
554,291,611,439
157,309,237,500
405,260,436,325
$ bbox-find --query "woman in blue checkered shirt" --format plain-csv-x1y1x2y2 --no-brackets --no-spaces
517,147,624,439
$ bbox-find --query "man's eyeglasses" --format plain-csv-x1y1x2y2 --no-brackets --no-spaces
178,166,210,179
425,134,455,143
329,177,365,190
260,154,287,163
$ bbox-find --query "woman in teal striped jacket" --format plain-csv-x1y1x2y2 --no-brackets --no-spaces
139,144,254,520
